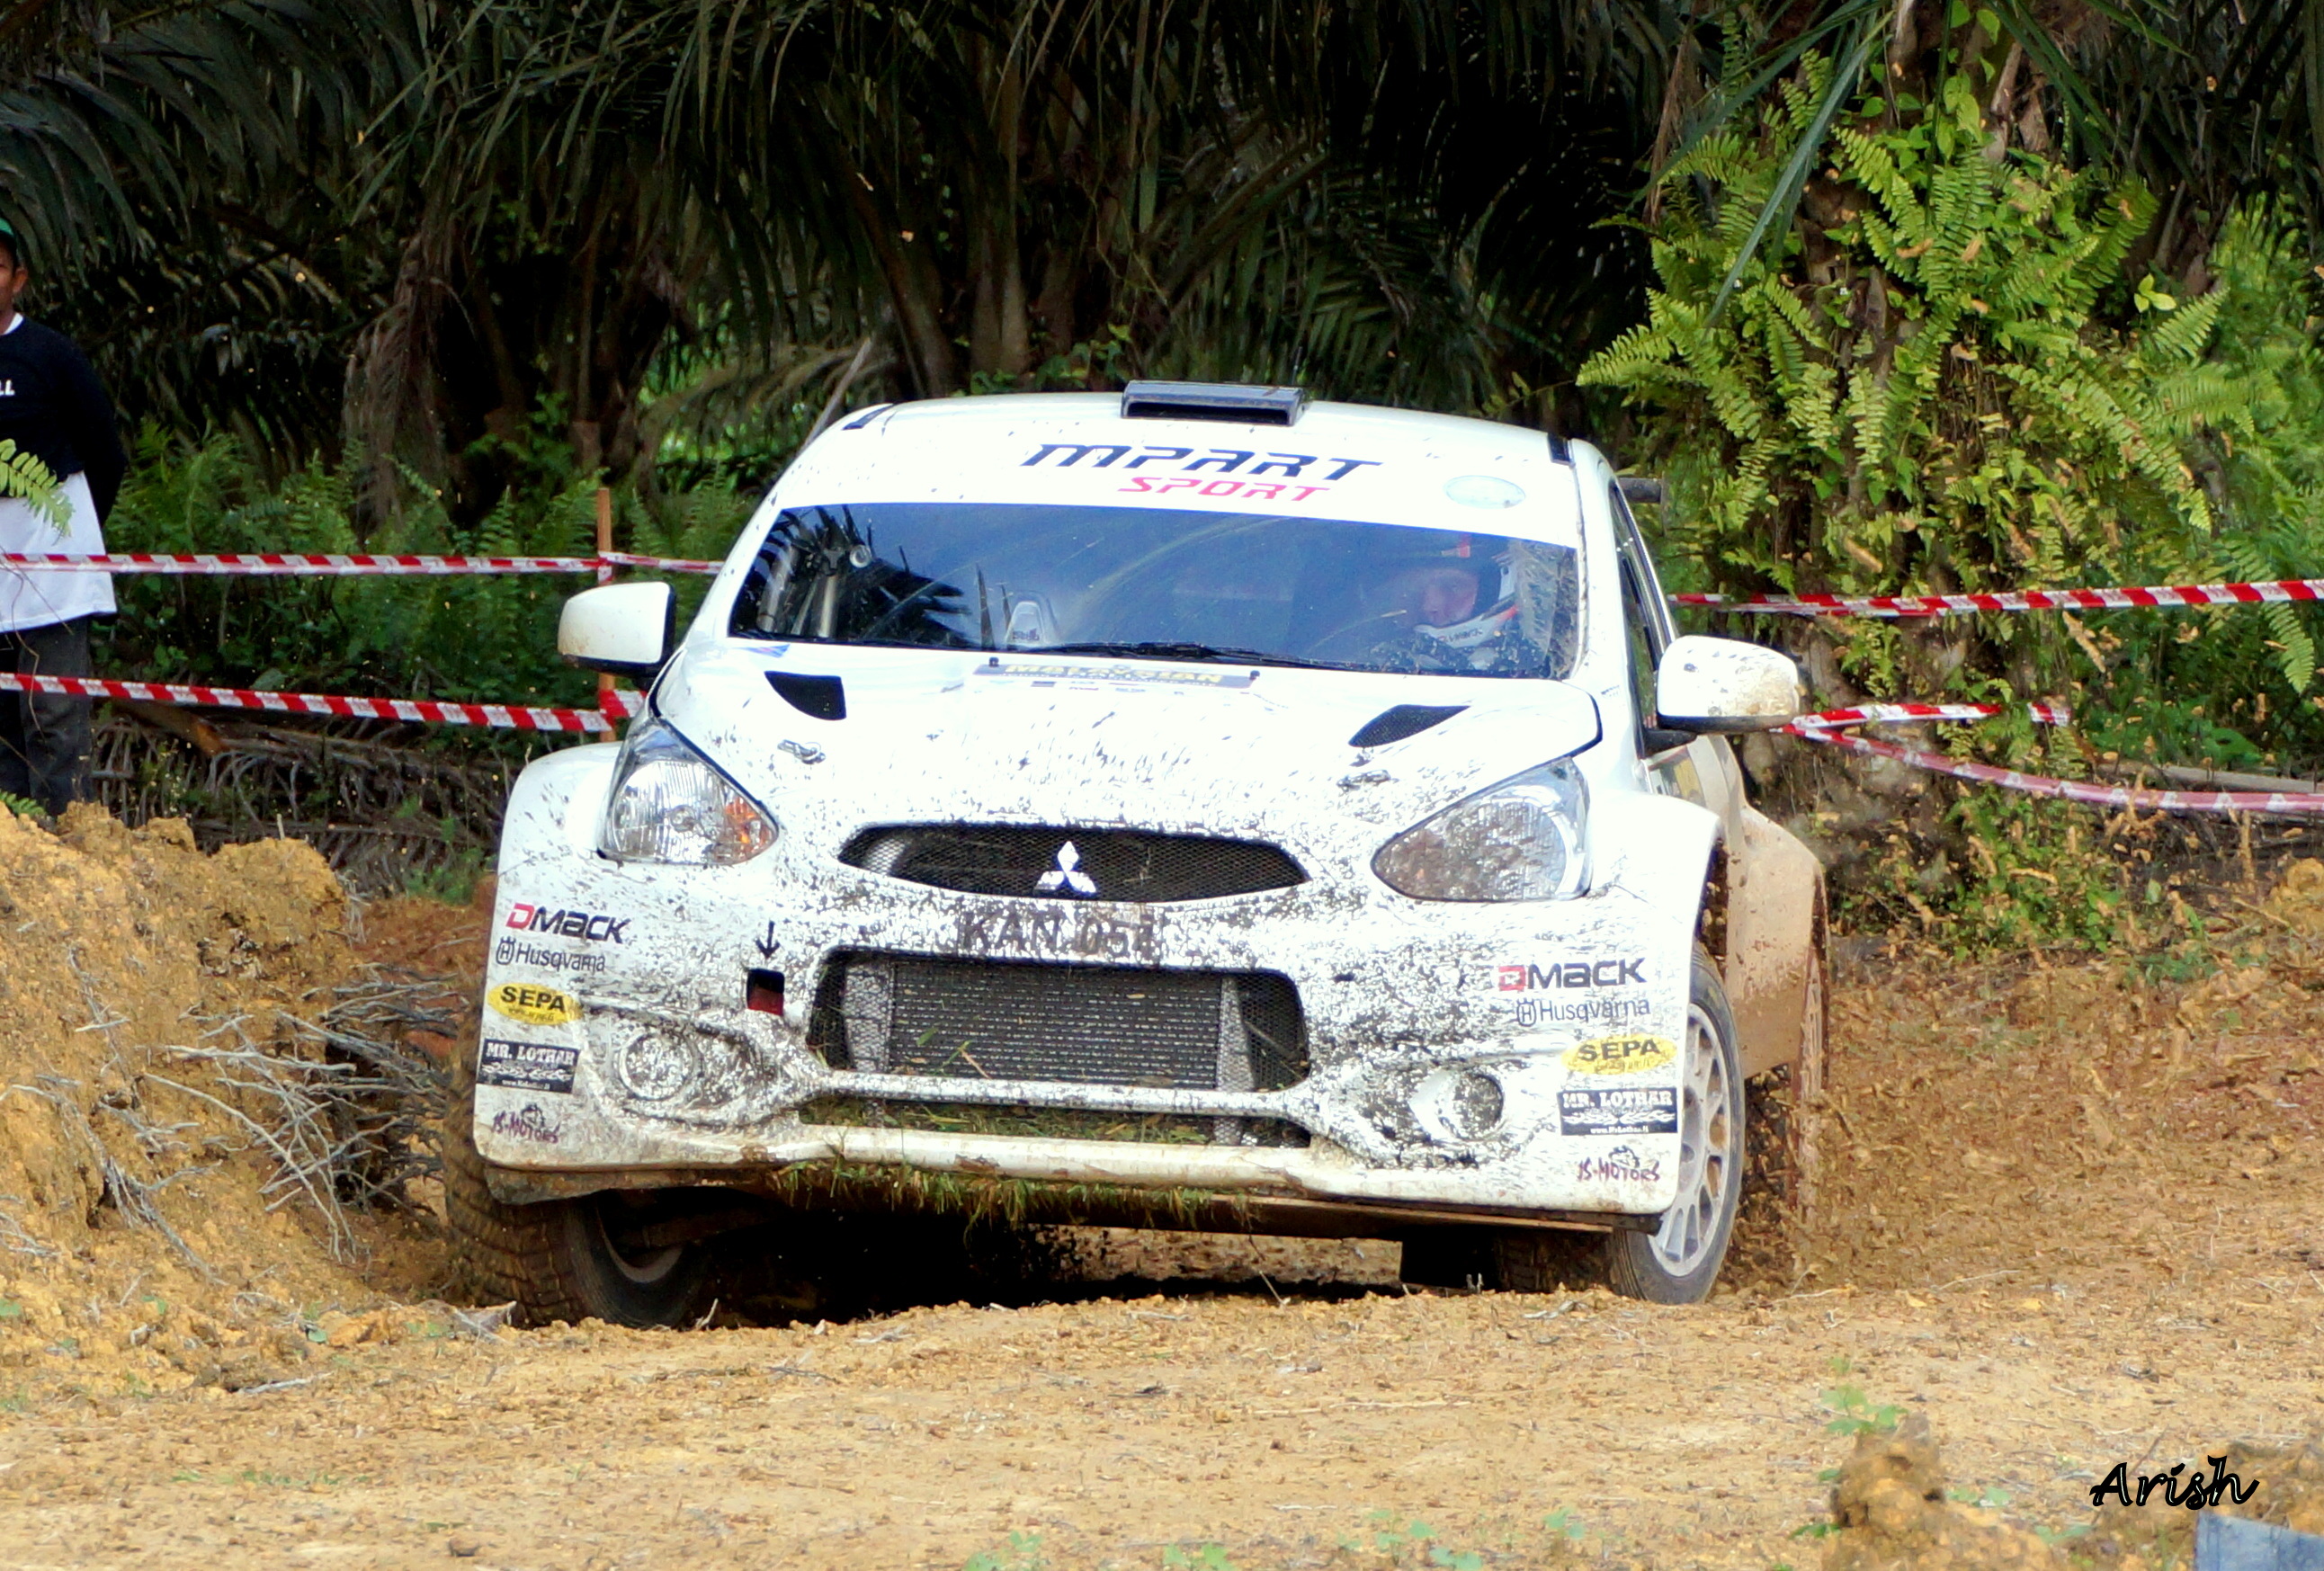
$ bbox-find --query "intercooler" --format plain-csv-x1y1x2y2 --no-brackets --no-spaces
807,951,1309,1143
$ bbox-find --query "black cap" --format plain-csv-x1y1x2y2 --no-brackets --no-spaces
0,219,24,270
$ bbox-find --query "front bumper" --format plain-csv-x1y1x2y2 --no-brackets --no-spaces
473,746,1710,1218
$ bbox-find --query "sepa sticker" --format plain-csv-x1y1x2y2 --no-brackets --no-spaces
1562,1033,1676,1076
1560,1085,1678,1137
487,982,578,1027
478,1039,580,1095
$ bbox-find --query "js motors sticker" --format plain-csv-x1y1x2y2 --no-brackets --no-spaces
503,902,630,943
1560,1086,1678,1137
478,1039,580,1095
489,1103,562,1146
1562,1033,1676,1076
1577,1146,1662,1184
487,982,578,1027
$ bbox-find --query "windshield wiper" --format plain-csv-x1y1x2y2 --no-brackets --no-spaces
1029,641,1336,671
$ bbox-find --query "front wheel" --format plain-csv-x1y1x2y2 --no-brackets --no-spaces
1604,950,1744,1304
443,1041,712,1328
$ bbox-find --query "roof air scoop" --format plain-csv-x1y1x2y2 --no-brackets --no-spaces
1121,380,1307,426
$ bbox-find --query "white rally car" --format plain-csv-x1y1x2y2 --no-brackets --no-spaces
444,382,1827,1325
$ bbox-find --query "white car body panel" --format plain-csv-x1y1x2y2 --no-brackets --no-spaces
473,394,1808,1227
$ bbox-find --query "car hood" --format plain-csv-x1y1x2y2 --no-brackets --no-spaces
657,644,1603,854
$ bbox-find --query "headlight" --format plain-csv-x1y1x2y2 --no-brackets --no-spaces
599,717,778,865
1372,758,1588,901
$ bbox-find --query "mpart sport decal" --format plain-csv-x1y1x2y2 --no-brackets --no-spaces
487,982,578,1027
478,1039,580,1095
1022,443,1380,480
1561,1034,1676,1076
1118,477,1332,504
503,902,630,943
1559,1086,1678,1137
1498,958,1645,991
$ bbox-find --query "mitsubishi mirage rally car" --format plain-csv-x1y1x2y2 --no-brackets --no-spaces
444,380,1828,1326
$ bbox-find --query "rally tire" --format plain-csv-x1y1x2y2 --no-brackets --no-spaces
1603,950,1745,1305
442,1040,711,1329
1490,1227,1598,1294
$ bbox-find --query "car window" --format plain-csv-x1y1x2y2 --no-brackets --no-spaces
1618,554,1660,733
728,502,1586,680
1611,483,1669,737
1609,484,1674,649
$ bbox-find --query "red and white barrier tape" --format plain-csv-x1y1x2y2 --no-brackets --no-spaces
0,550,721,576
0,672,644,733
1787,701,2069,729
1800,727,2324,815
1785,698,2324,815
1676,578,2324,618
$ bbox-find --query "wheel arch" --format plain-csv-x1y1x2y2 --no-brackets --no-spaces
1719,805,1828,1080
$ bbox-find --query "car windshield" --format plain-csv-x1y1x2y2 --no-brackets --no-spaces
728,503,1581,680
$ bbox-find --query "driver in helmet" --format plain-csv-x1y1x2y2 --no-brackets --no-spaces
1348,532,1526,673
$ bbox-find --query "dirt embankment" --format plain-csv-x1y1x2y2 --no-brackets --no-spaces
0,813,2320,1567
0,807,447,1399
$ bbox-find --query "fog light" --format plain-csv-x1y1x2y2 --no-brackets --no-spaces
613,1031,697,1102
1411,1066,1506,1143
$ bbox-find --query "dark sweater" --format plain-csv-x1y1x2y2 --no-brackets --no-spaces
0,318,124,521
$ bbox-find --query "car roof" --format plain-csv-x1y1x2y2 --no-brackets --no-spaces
774,391,1584,545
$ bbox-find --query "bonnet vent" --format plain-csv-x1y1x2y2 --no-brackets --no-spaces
1348,704,1467,748
766,671,846,720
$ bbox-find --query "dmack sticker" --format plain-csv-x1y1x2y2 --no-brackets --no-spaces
487,982,578,1027
1497,959,1645,990
1562,1034,1676,1076
478,1039,580,1095
503,903,630,943
1560,1085,1678,1137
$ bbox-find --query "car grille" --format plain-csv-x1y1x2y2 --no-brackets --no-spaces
839,825,1305,903
809,951,1309,1093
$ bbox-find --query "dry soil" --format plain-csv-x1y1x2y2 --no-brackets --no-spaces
0,819,2320,1569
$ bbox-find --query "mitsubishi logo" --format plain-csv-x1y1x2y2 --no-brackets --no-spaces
1036,840,1098,897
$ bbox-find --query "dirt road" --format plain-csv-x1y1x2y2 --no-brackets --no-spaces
2,1258,2318,1568
4,853,2323,1567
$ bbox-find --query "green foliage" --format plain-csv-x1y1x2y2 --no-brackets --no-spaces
1162,1546,1243,1570
1584,62,2243,654
1819,1384,1903,1436
93,426,751,714
961,1532,1047,1571
0,791,41,818
0,439,67,533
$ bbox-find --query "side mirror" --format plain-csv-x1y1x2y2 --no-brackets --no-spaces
1654,634,1800,733
1615,475,1667,506
559,582,675,677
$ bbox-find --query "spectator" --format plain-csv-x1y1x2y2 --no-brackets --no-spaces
0,218,126,817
